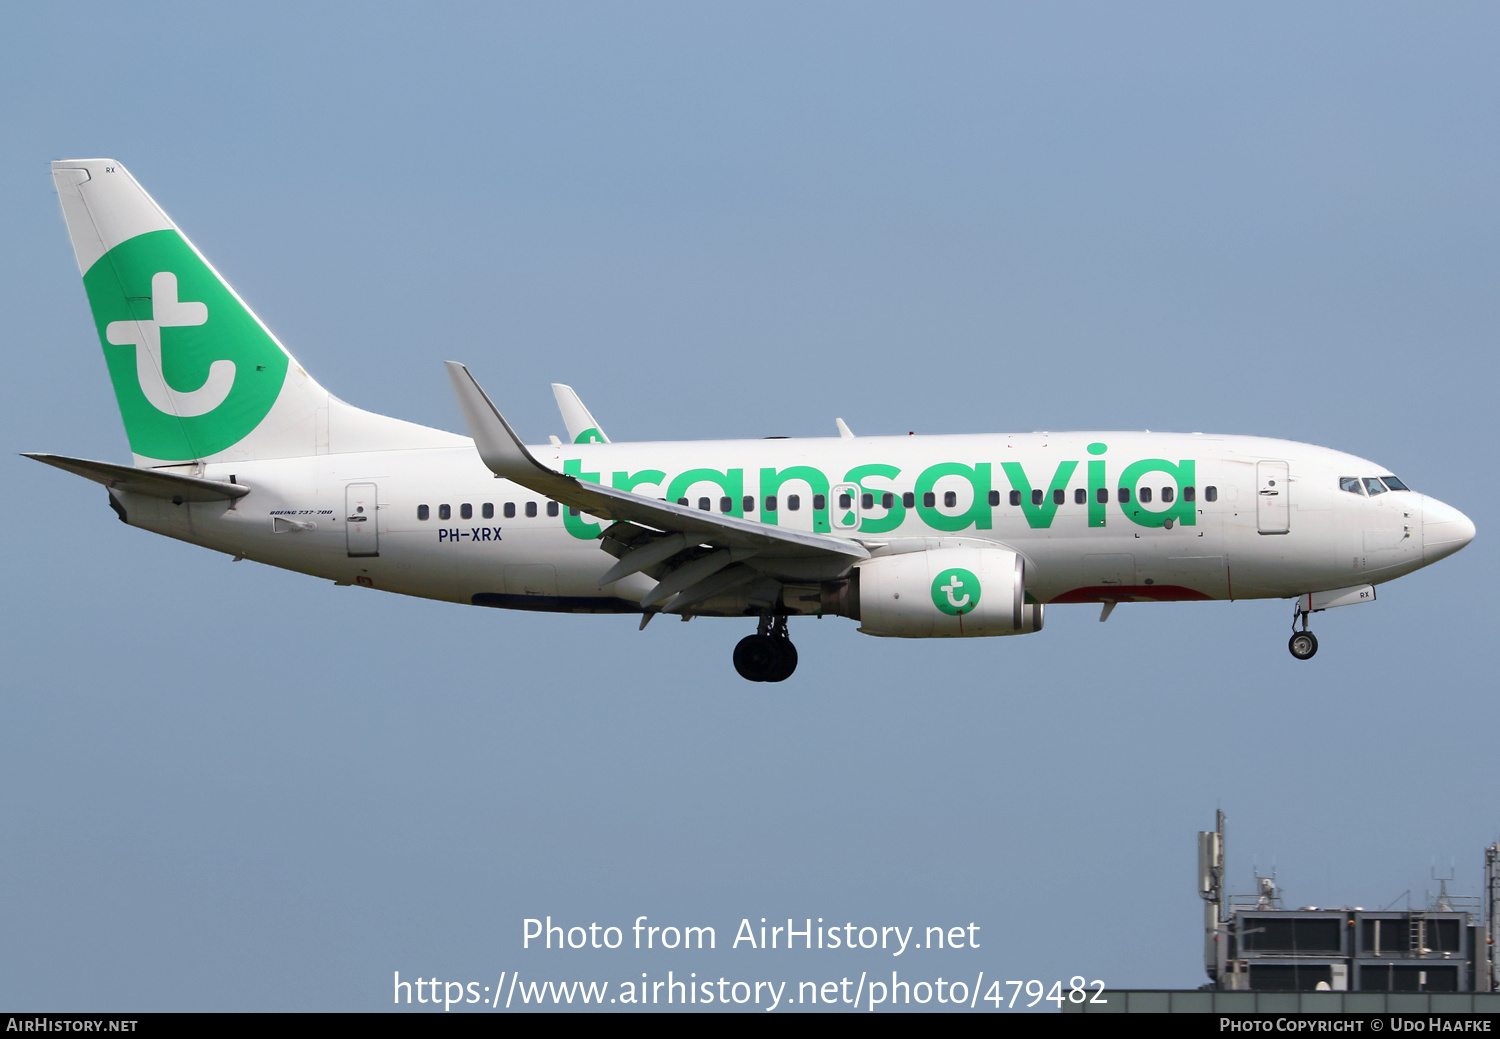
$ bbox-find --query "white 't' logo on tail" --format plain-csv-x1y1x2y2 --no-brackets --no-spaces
106,272,235,417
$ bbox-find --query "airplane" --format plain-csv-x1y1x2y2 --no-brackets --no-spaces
29,159,1477,682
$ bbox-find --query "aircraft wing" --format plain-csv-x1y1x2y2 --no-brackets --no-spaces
447,363,869,612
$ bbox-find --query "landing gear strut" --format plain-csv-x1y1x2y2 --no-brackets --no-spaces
733,614,798,682
1288,603,1318,661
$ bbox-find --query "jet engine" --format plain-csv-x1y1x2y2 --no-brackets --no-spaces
835,547,1044,638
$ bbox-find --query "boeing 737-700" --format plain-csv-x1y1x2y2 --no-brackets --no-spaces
28,159,1477,681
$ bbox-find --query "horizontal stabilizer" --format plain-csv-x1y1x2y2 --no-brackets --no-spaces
24,453,249,502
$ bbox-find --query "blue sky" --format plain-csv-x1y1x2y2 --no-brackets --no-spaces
2,2,1495,1011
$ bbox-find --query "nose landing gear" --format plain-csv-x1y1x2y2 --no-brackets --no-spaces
1288,604,1319,660
733,613,798,682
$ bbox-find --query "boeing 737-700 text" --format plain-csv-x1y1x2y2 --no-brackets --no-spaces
29,159,1476,681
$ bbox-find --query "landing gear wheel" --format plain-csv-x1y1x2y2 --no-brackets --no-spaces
734,614,799,682
734,635,780,682
764,639,797,683
1288,631,1319,660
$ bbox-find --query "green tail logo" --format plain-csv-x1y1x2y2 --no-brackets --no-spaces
84,229,288,460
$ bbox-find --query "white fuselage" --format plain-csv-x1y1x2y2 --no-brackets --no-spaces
113,430,1469,619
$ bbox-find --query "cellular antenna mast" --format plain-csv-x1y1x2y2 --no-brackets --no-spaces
1488,843,1499,991
1199,810,1226,982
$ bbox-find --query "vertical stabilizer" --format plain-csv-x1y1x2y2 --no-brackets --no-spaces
52,159,463,465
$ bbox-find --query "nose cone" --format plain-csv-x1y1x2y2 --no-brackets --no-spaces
1422,496,1476,563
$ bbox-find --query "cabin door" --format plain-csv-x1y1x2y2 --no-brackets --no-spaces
345,482,380,557
1256,462,1289,535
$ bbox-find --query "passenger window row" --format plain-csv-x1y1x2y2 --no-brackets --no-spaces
417,501,561,521
629,485,1221,515
416,485,1222,522
997,485,1216,507
676,495,844,513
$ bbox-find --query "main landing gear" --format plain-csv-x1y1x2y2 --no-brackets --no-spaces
734,614,798,682
1289,603,1319,661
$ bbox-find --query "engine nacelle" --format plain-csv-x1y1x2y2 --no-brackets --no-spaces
852,547,1043,638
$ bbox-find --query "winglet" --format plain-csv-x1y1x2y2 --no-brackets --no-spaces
836,418,855,439
445,361,564,487
552,384,611,444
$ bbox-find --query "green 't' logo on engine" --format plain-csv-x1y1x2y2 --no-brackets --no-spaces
83,229,288,460
931,567,980,615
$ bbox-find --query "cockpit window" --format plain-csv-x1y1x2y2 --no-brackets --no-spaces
1363,478,1387,496
1339,477,1365,495
1380,475,1409,491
